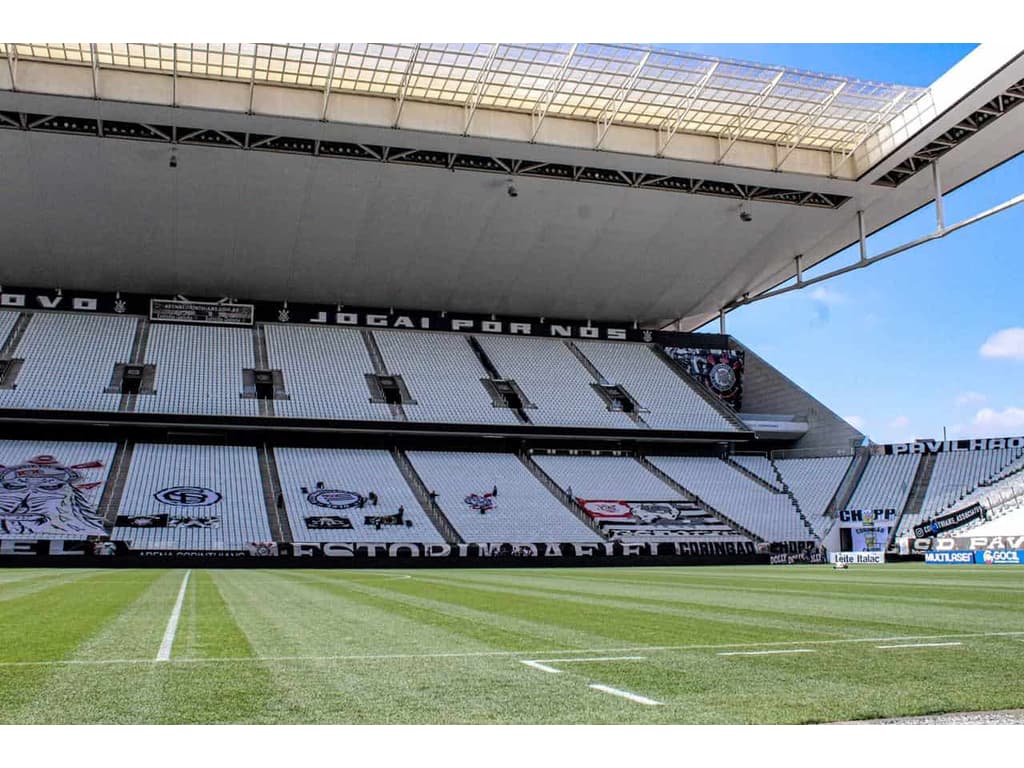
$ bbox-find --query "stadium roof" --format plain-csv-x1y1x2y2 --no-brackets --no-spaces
0,43,1021,328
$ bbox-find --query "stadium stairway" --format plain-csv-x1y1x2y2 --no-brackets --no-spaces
767,457,820,541
636,455,763,543
252,325,273,418
259,443,292,542
892,453,937,542
390,447,463,543
119,318,151,412
649,344,750,433
516,450,606,539
563,341,650,428
466,336,532,425
0,312,32,359
723,456,784,493
825,446,871,525
98,440,134,527
362,330,407,421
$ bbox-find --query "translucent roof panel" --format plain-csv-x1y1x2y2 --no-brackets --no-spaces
2,42,928,154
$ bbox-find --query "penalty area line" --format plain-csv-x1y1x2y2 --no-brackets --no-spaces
156,570,191,662
876,642,963,650
589,684,662,706
520,656,646,674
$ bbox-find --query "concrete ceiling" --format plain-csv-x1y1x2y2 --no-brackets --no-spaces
0,49,1021,329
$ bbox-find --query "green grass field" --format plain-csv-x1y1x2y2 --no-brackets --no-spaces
0,564,1022,724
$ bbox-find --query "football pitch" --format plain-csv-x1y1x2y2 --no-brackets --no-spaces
0,564,1022,724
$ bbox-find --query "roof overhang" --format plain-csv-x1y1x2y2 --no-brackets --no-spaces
0,43,1020,328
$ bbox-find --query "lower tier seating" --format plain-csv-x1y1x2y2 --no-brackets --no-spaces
111,443,271,550
274,447,444,543
407,451,602,543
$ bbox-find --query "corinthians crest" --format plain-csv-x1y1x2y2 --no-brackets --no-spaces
0,455,107,536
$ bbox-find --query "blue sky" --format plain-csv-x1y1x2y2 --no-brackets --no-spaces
667,44,1023,445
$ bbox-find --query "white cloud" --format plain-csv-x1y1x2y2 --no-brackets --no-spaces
971,406,1024,436
979,328,1024,360
809,286,846,305
843,415,865,431
955,391,986,407
888,415,910,429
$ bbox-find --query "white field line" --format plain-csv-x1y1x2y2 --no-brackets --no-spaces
876,642,963,649
520,656,646,674
589,684,661,706
718,649,815,656
3,629,1022,669
156,570,191,662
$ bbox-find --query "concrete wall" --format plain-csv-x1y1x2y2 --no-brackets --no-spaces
732,338,863,456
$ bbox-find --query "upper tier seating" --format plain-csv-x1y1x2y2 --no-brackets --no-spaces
900,447,1024,535
375,331,519,425
0,312,135,412
0,439,116,539
265,325,392,422
274,447,444,543
112,443,270,549
533,454,682,501
575,341,737,432
847,454,920,513
473,335,634,429
136,324,260,417
0,311,18,350
407,451,602,543
648,456,809,541
774,456,851,534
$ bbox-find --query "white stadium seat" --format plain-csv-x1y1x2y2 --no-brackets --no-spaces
274,447,444,543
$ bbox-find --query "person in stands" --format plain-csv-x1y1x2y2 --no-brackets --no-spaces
492,485,498,497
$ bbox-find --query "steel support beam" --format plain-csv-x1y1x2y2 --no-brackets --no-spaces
393,44,421,129
90,44,100,99
932,160,945,232
774,82,846,170
725,191,1024,311
718,309,726,335
530,43,578,142
830,89,908,176
719,70,784,163
320,43,340,122
657,62,717,157
463,44,500,136
595,50,650,149
857,210,868,262
247,48,258,114
3,44,16,91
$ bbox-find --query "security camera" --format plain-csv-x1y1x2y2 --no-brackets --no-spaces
506,180,518,198
169,151,178,169
739,208,752,223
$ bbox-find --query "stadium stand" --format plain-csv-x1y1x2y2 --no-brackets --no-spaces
112,443,270,549
0,440,116,539
774,456,851,534
0,312,135,411
473,335,634,429
374,331,520,425
135,324,260,417
265,325,393,422
900,447,1024,535
0,311,20,353
533,454,683,500
729,454,784,490
847,453,921,513
406,451,602,542
274,447,444,542
574,341,738,431
648,456,810,541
